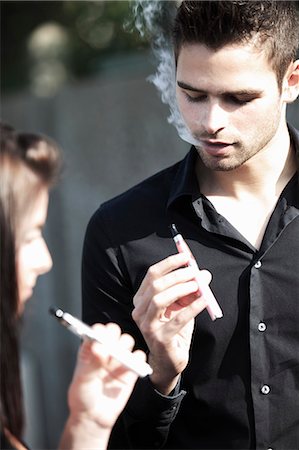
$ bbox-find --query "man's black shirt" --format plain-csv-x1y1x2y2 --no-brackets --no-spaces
82,125,299,449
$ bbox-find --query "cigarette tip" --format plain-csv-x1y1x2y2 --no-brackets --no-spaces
169,223,179,237
49,305,63,318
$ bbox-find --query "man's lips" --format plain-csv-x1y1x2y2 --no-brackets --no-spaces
199,139,235,156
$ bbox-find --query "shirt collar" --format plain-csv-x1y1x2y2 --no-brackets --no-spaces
167,123,299,211
288,123,299,171
167,146,199,210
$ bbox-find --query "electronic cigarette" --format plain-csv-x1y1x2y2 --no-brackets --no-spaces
49,306,153,377
170,224,223,321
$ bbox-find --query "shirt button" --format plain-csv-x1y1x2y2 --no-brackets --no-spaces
254,260,262,268
261,384,270,395
258,322,267,332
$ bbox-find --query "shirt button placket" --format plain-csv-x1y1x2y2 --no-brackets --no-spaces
258,322,266,332
261,384,270,395
252,257,273,449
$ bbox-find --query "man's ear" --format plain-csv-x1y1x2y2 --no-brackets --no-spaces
282,59,299,103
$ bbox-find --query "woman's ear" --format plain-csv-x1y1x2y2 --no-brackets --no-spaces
282,59,299,103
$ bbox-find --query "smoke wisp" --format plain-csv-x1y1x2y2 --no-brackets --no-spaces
131,0,199,146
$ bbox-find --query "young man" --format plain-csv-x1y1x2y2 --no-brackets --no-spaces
82,2,299,449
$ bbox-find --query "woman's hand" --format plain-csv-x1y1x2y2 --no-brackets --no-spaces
59,323,146,449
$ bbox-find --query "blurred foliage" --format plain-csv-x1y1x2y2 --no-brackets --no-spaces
1,1,149,94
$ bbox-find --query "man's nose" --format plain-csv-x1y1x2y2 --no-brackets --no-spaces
202,101,228,135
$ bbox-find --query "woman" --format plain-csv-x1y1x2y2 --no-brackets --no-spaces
0,122,145,449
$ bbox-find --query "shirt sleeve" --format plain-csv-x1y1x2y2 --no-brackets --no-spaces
81,208,186,448
82,207,144,342
123,376,186,448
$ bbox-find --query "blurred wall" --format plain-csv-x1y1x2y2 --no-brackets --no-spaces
2,59,299,448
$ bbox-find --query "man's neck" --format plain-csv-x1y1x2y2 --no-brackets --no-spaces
197,128,296,199
196,126,297,249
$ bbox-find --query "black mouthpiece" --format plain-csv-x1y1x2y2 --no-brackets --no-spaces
170,223,179,237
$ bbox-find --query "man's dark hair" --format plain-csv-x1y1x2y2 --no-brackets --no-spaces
173,1,299,85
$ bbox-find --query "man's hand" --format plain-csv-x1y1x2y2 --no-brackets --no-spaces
132,253,211,395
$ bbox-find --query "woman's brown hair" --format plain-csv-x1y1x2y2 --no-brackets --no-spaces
0,122,61,441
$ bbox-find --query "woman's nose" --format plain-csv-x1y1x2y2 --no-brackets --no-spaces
35,238,53,275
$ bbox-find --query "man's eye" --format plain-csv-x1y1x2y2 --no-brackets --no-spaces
185,93,207,103
227,95,254,105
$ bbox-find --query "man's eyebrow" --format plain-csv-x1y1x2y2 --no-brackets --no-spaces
177,81,203,92
177,80,263,96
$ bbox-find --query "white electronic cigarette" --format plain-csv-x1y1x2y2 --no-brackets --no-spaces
170,224,223,321
49,306,153,377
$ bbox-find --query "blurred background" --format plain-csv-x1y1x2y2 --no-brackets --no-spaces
1,1,299,448
1,1,187,447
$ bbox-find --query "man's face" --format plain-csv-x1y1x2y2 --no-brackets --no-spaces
176,42,288,171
